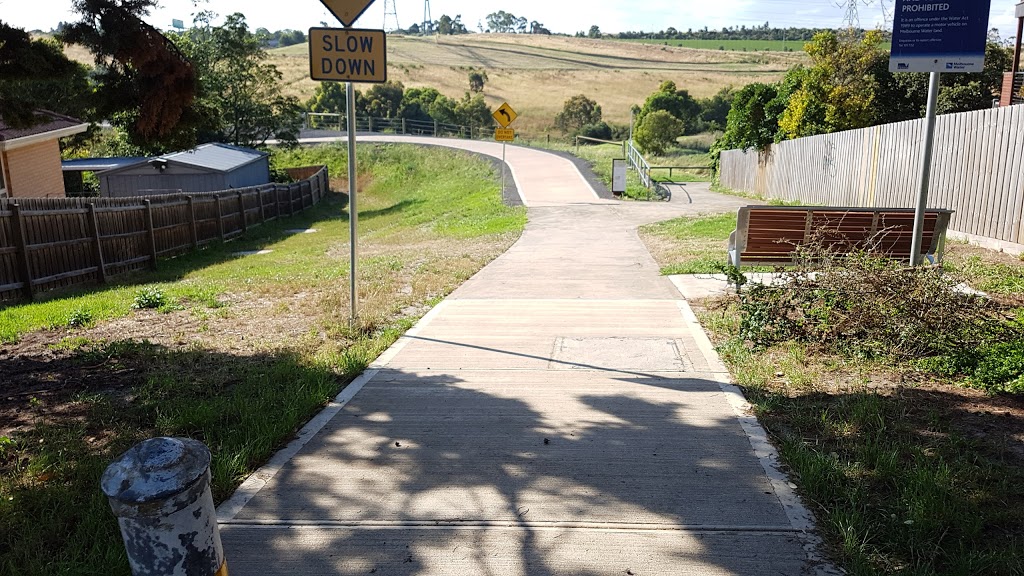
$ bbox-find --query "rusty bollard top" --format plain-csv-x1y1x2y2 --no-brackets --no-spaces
101,437,211,505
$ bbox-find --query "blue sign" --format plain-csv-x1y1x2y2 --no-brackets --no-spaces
889,0,992,73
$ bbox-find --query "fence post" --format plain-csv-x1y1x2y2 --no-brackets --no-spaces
434,119,439,136
144,199,158,270
368,117,374,133
237,191,247,233
10,204,34,300
287,185,295,217
215,195,225,241
101,437,228,576
402,118,407,134
257,187,266,223
186,196,199,249
87,203,107,285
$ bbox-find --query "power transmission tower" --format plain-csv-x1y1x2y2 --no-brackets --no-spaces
383,0,400,32
838,0,860,28
422,0,432,35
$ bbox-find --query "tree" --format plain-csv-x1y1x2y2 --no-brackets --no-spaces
554,95,603,134
173,13,302,148
0,21,92,128
486,11,518,33
634,110,684,155
777,30,884,139
715,82,788,153
468,71,488,93
63,0,200,150
359,80,405,118
437,14,453,35
306,81,346,114
588,25,602,39
638,81,702,135
699,87,736,131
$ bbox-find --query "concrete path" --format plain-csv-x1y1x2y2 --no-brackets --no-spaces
218,138,829,575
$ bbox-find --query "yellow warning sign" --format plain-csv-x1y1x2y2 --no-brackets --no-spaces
495,128,515,142
309,28,387,83
492,103,518,128
320,0,376,27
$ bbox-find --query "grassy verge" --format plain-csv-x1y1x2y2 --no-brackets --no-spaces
528,138,713,200
0,143,525,574
645,212,1024,575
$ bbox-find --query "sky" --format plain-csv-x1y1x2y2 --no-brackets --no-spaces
0,0,1020,40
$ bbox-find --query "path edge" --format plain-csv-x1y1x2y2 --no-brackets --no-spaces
216,300,450,522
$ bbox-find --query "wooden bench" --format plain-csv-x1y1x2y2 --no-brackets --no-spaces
727,206,954,268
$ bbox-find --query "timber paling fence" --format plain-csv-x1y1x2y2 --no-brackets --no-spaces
0,166,329,303
719,104,1024,246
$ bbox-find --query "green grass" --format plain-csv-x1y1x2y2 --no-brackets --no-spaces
709,331,1024,575
0,143,525,575
1,144,525,343
640,213,737,274
946,254,1024,296
620,39,806,52
530,139,713,201
620,38,892,53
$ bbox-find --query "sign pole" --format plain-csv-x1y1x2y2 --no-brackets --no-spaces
347,80,359,323
501,143,507,198
910,71,940,266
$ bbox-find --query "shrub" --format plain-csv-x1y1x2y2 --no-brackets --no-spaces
66,308,93,328
132,287,167,310
735,237,1018,362
634,110,684,156
555,95,602,134
577,121,612,141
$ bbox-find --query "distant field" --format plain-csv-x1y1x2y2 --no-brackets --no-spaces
621,39,807,52
271,34,804,135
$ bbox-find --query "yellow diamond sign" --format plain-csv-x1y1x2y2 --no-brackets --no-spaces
320,0,376,27
492,102,518,128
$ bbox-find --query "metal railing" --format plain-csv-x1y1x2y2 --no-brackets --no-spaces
574,136,626,157
626,140,653,189
303,113,485,140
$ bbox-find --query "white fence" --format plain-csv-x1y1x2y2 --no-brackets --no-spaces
719,105,1024,245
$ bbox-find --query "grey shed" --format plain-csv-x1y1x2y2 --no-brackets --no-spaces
98,143,271,197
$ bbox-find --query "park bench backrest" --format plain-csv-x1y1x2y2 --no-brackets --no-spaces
728,206,954,267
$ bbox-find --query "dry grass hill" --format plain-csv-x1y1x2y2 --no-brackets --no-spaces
272,34,805,135
59,33,805,136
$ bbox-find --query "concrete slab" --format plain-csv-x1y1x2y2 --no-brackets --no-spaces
221,526,810,576
220,136,832,575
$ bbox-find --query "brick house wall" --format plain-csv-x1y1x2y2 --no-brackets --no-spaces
3,139,67,198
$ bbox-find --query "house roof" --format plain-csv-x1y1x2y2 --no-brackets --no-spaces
61,157,150,172
156,143,269,173
0,111,89,150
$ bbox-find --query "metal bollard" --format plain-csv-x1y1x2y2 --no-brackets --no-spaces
101,437,228,576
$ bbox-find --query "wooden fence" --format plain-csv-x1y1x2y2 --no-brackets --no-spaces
719,105,1024,246
0,166,329,302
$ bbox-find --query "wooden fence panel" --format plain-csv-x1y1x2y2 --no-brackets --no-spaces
719,107,1024,246
0,167,328,302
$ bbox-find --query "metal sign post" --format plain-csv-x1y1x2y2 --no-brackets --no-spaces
890,0,991,265
347,80,358,323
311,0,386,324
492,105,518,201
910,72,941,266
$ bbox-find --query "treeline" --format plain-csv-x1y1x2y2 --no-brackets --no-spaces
305,80,492,130
713,30,1012,164
616,23,890,42
254,28,306,47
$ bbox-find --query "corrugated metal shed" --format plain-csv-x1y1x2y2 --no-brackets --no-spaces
95,144,271,198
